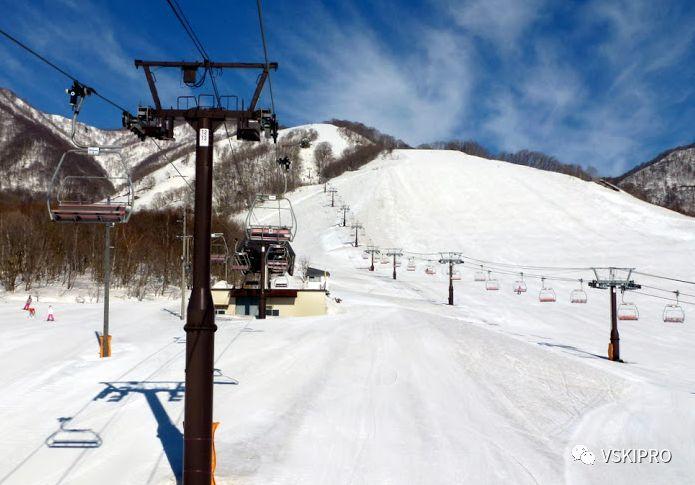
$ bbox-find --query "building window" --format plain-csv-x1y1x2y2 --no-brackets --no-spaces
215,309,226,315
266,306,280,317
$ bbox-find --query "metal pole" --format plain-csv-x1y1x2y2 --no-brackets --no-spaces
392,254,397,280
102,223,111,357
259,244,267,319
610,285,620,362
354,227,358,247
370,252,375,272
448,262,454,305
183,117,217,485
181,208,187,321
331,191,335,207
343,207,347,227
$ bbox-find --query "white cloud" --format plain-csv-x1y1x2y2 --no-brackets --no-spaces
280,13,474,145
446,0,545,51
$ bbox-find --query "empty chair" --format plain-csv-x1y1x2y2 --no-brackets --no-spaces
617,291,639,321
451,270,461,281
245,194,297,242
362,252,370,260
48,151,133,224
485,271,499,291
474,265,487,282
406,258,416,271
514,273,527,294
539,277,556,302
663,291,685,323
570,279,588,304
425,265,436,275
381,255,390,264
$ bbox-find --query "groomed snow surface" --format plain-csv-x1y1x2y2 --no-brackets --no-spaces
2,150,695,484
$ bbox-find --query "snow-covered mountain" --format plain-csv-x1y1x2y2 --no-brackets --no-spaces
0,88,365,209
615,143,695,215
2,149,695,484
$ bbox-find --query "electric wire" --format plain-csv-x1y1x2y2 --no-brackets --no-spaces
0,27,131,114
632,270,695,287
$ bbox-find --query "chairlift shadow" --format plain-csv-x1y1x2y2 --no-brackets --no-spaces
161,308,182,319
45,417,102,449
92,378,234,481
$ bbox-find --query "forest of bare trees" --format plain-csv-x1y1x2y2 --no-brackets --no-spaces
0,191,242,296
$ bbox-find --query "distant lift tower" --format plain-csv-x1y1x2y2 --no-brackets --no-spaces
386,248,404,280
351,221,364,247
439,252,465,305
340,204,350,227
327,186,338,207
365,246,380,271
588,267,641,362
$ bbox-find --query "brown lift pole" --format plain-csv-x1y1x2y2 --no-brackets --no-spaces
131,59,277,485
365,246,379,272
589,267,640,363
351,222,363,247
259,244,267,319
386,248,403,280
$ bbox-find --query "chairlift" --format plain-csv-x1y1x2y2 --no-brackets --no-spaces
425,264,436,275
47,149,133,224
485,271,499,291
267,243,290,274
514,272,527,295
539,277,556,302
210,233,229,264
381,254,390,264
245,194,297,242
663,291,685,323
362,252,370,260
451,269,461,281
407,258,416,271
272,275,289,288
230,251,251,272
570,279,588,304
474,265,487,282
45,417,102,449
617,289,639,321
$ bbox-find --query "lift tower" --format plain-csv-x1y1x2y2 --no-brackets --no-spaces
130,59,277,485
327,186,338,208
386,248,404,280
351,221,364,247
439,252,464,305
365,246,380,272
588,267,641,362
340,204,350,227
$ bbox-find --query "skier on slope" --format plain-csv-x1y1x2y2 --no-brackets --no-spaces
23,295,32,311
46,306,55,322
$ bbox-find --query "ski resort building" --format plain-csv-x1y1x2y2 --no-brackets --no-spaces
212,287,328,317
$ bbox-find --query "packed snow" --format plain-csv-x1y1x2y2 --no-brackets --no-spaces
1,149,695,484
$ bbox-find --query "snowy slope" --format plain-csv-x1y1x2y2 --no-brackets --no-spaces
1,150,695,485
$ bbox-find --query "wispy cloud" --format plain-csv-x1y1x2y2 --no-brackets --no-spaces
279,6,474,144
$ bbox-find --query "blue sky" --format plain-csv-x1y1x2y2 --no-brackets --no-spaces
0,0,693,175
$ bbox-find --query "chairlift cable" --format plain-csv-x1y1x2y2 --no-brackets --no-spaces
256,0,276,115
149,139,193,191
632,270,695,286
0,27,131,114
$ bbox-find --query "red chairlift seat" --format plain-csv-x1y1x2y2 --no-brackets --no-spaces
425,266,436,275
451,270,461,281
50,203,128,223
249,227,293,241
617,304,639,321
538,277,556,302
662,291,685,323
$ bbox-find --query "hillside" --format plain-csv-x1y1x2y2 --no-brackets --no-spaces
0,88,367,211
2,150,694,484
615,143,695,215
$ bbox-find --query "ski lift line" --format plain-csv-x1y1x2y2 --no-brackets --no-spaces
165,0,210,61
149,138,193,191
256,0,276,115
632,291,695,307
632,271,695,287
638,284,695,300
0,28,132,115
